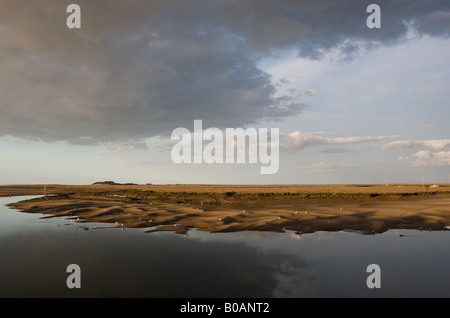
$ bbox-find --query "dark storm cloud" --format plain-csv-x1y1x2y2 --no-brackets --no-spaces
0,0,449,144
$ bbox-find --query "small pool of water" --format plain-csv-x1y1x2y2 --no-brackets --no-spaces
0,196,449,297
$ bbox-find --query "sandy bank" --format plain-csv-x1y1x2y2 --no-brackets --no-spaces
7,187,450,235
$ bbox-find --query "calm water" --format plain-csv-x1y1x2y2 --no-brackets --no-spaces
0,195,449,298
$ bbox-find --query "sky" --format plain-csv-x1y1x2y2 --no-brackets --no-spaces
1,0,450,185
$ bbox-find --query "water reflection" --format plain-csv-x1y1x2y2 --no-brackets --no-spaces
0,229,306,297
0,196,449,297
0,196,311,297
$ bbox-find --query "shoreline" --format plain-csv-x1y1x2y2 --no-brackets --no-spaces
4,184,450,235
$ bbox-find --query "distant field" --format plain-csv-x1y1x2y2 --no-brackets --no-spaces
2,183,450,209
1,183,449,197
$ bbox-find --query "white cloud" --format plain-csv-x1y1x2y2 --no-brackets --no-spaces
384,139,450,151
104,140,150,153
282,132,397,151
399,150,450,166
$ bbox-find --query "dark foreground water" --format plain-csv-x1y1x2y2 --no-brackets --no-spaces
0,196,449,298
